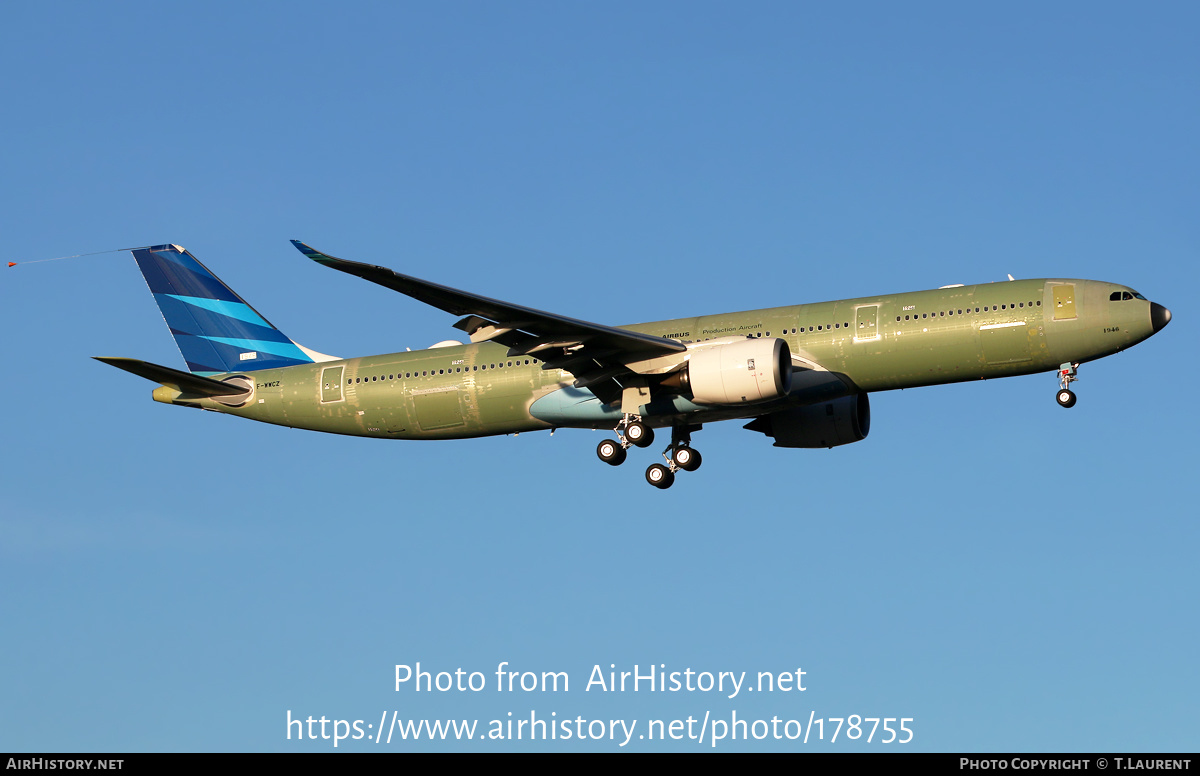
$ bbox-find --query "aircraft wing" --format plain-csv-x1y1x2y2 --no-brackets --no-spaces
292,241,685,401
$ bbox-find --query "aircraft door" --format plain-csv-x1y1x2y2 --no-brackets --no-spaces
1052,284,1077,320
854,305,879,342
321,366,344,403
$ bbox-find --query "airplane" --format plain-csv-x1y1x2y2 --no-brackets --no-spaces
95,241,1172,489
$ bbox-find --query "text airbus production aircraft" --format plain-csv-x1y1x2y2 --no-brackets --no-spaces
97,242,1171,489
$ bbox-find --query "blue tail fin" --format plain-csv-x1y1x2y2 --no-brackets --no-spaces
131,244,330,375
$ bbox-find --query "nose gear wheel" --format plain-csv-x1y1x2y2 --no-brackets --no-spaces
1056,362,1079,408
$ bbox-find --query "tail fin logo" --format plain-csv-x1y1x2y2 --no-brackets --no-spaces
131,245,331,375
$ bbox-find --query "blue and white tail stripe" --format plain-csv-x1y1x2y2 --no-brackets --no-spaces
131,244,332,375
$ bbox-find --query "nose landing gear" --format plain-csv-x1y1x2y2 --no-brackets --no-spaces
1056,362,1079,408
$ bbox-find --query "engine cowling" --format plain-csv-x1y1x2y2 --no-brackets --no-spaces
684,337,792,405
745,393,871,448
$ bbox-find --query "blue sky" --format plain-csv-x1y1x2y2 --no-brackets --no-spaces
2,2,1196,752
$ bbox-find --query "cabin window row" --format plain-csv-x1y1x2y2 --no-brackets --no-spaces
749,325,851,336
895,300,1041,322
348,359,538,384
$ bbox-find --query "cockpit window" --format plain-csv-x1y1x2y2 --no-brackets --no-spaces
1110,292,1121,301
1110,290,1145,301
1133,292,1147,300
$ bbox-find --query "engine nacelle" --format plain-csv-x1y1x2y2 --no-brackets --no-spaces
684,337,792,405
745,393,871,448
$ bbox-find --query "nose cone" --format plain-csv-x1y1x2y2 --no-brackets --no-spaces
1151,303,1172,333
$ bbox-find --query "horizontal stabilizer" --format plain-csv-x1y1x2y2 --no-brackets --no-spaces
94,357,251,398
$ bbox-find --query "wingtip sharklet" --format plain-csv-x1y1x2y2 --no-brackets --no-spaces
291,239,333,263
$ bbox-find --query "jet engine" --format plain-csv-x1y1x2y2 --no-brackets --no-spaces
667,337,792,405
744,393,870,448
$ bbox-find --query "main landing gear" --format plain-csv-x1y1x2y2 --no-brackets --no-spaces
595,418,703,490
1056,362,1079,408
595,414,655,467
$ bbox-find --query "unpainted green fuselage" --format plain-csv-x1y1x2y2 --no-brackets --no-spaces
156,278,1160,440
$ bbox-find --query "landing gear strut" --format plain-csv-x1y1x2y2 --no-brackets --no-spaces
1056,362,1079,408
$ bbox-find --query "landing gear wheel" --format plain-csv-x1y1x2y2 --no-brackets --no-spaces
597,439,627,466
1056,362,1079,408
672,446,702,472
645,463,675,489
626,421,655,448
